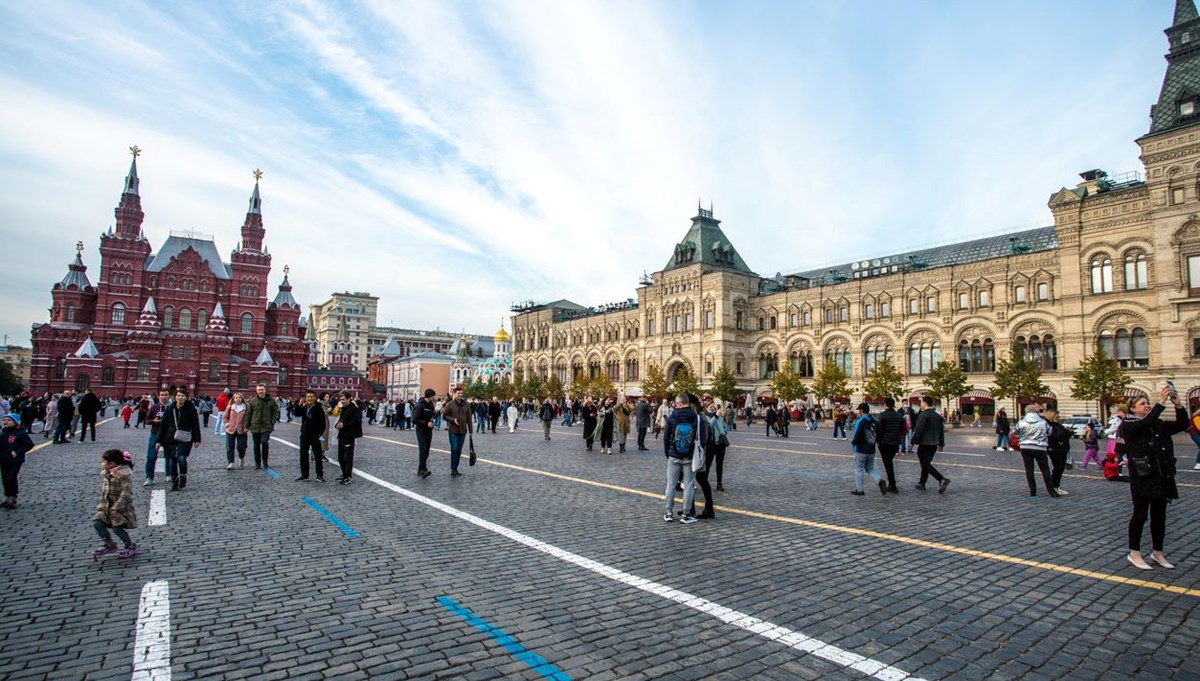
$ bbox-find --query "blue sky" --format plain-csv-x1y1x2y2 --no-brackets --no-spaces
0,0,1171,347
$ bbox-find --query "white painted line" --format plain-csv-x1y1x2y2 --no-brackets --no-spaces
148,490,166,526
131,580,171,681
156,459,164,475
352,468,927,681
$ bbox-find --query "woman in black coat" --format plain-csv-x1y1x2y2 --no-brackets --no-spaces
1118,385,1187,571
335,393,363,484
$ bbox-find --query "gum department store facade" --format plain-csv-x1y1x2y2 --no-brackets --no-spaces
511,2,1200,418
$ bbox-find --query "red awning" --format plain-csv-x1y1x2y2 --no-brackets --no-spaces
960,389,993,405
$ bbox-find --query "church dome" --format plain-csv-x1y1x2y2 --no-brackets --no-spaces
493,325,510,342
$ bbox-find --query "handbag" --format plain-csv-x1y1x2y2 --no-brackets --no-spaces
1008,432,1020,451
468,432,477,466
691,416,705,472
173,427,191,443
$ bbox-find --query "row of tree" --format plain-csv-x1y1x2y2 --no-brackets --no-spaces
457,345,1135,415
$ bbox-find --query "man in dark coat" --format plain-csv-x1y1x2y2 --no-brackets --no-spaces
52,390,75,444
334,392,363,484
297,390,327,483
876,397,907,493
912,395,948,493
77,389,103,443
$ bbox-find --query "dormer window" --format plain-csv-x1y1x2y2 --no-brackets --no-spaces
1183,101,1195,116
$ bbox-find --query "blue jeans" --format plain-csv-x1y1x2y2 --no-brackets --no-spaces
561,412,573,427
448,432,465,472
995,431,1010,449
145,431,158,480
1191,433,1200,464
165,442,190,480
664,457,696,515
434,414,443,429
854,450,882,492
833,422,846,438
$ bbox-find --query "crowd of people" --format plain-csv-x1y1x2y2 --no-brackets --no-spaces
1,379,1197,570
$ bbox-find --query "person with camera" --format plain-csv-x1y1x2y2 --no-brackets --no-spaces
1119,384,1187,571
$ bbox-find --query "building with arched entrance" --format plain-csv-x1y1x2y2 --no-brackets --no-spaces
511,4,1200,417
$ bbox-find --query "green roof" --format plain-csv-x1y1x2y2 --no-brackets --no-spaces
1148,0,1200,136
660,207,756,275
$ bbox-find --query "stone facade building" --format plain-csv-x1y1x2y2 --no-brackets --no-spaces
29,153,308,397
511,3,1200,417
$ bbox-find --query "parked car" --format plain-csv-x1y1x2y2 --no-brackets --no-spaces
1061,415,1096,439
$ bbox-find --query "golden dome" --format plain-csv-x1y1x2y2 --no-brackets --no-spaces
493,324,510,342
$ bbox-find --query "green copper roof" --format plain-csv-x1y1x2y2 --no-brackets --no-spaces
1148,0,1200,136
660,206,756,276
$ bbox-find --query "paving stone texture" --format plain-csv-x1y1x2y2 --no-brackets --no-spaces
1,415,1198,680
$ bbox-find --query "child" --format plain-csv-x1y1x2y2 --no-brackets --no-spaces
93,449,139,559
1102,451,1128,483
120,403,133,428
1,413,35,508
1079,422,1101,469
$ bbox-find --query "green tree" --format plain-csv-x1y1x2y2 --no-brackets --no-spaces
862,358,905,402
542,374,564,401
811,362,849,403
768,363,808,403
568,370,592,399
991,346,1049,407
521,373,544,401
591,373,616,399
670,364,700,399
923,360,973,406
0,359,24,396
465,377,492,400
709,363,740,404
492,376,516,401
1070,343,1131,416
641,364,671,402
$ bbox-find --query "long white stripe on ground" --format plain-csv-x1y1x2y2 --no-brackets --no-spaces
148,490,166,526
156,459,164,475
131,580,171,681
350,463,926,681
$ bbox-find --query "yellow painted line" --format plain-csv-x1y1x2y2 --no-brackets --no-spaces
28,417,116,454
362,432,1200,599
731,442,1200,489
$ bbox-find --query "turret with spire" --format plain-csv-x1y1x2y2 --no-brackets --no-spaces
114,145,145,240
240,168,266,253
50,242,98,325
1147,0,1200,136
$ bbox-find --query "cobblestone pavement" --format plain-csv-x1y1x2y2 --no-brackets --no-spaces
2,415,1198,680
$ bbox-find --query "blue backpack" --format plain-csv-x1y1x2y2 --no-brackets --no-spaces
673,417,697,456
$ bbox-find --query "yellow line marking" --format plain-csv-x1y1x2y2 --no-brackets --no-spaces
730,442,1200,489
361,432,1200,599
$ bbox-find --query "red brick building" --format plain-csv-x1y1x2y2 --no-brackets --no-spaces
29,151,309,397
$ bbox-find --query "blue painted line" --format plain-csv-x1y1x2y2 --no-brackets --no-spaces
264,467,280,479
301,496,360,538
436,596,571,681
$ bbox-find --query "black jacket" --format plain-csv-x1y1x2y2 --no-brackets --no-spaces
78,393,102,419
413,398,436,430
56,395,75,420
876,407,906,446
664,406,709,459
155,401,202,447
337,401,363,440
299,403,327,437
912,409,945,447
1118,404,1187,500
1047,421,1072,456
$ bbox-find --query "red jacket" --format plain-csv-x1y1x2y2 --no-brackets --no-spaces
216,393,231,412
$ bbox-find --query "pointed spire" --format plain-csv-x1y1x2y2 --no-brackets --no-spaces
248,168,263,215
239,169,266,252
337,310,350,342
124,146,141,196
255,344,275,366
213,302,225,319
206,302,228,332
142,296,157,314
136,296,161,330
58,241,94,291
1176,0,1199,26
74,335,101,358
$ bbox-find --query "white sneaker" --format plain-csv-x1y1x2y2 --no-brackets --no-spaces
226,463,235,470
1194,463,1200,471
142,479,153,487
663,512,674,522
1056,488,1069,496
679,514,699,525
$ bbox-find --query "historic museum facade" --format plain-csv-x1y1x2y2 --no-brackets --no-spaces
29,154,309,397
510,3,1200,417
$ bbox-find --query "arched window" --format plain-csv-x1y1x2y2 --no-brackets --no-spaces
179,308,192,331
238,372,249,389
66,305,76,322
907,341,941,375
607,359,620,381
163,306,174,329
824,348,852,377
101,367,115,386
863,344,892,373
75,374,90,392
196,309,207,330
790,349,815,377
1101,327,1148,368
1091,257,1113,293
759,352,779,379
136,358,150,381
55,357,68,379
240,313,254,334
278,366,288,384
625,358,639,381
1124,253,1148,290
1016,334,1058,371
111,302,126,326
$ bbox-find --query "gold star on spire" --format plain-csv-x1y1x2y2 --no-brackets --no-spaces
283,265,290,276
252,168,263,182
129,145,141,159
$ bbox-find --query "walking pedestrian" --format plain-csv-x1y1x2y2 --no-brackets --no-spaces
296,390,326,482
52,390,75,444
91,449,139,559
0,413,34,508
245,382,279,470
414,388,436,478
223,391,249,469
1079,421,1101,469
77,389,102,443
1044,410,1072,495
143,390,170,486
851,403,886,496
634,396,651,450
538,398,555,440
993,408,1011,450
1120,385,1187,570
214,388,231,435
1015,404,1057,497
876,397,905,493
581,398,598,451
615,396,633,453
487,397,501,433
441,388,472,476
912,395,949,493
594,397,615,454
155,388,201,491
334,392,363,484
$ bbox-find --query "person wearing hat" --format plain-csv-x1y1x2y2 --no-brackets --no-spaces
413,388,437,478
1,413,35,508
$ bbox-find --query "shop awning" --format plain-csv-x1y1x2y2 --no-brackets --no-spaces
960,389,993,405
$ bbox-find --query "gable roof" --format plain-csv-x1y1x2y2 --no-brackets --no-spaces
145,235,232,280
